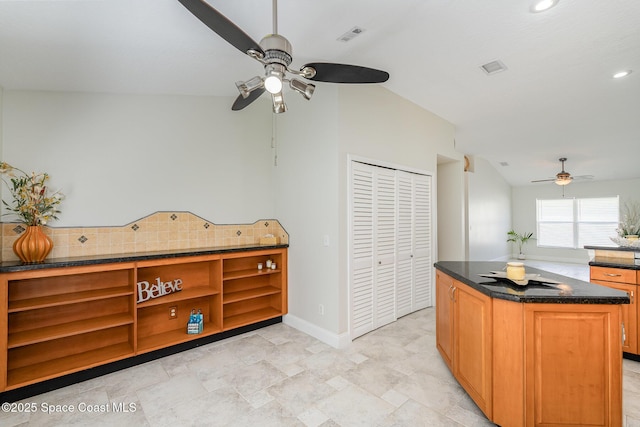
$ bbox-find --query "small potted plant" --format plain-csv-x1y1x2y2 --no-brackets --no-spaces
507,230,534,260
0,162,63,263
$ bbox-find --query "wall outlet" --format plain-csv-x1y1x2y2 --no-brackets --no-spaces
319,304,325,315
169,306,177,319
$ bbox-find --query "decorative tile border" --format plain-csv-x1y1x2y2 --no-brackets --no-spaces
0,211,289,262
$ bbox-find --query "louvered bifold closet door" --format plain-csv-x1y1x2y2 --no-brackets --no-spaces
395,171,414,318
350,161,432,339
412,173,432,310
374,167,397,328
350,162,375,338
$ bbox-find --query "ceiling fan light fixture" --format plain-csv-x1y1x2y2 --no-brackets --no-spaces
235,76,264,99
289,79,315,100
264,75,283,94
264,64,285,94
555,166,572,185
271,92,287,114
555,177,572,186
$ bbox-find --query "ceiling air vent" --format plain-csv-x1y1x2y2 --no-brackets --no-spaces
338,26,365,42
480,60,508,75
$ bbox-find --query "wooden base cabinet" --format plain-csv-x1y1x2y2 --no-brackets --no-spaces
590,265,638,354
523,304,622,427
435,270,492,417
0,247,287,396
436,270,623,427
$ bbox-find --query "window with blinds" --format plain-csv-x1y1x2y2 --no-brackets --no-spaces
536,196,619,248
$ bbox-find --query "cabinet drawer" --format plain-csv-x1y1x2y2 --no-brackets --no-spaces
590,266,637,284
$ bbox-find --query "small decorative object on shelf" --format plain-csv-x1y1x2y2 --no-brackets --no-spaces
187,309,203,334
0,162,64,263
506,230,535,260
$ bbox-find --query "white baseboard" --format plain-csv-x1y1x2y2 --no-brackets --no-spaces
283,314,352,349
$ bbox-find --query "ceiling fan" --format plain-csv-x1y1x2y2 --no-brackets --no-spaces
531,157,593,186
177,0,390,113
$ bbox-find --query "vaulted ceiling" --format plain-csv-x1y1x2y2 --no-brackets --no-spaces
1,0,638,186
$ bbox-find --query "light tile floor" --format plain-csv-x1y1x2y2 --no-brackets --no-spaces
2,261,640,426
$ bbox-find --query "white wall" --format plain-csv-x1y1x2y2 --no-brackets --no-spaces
273,87,342,340
511,177,640,263
1,85,461,348
2,91,274,226
274,85,458,345
437,157,466,261
466,156,512,261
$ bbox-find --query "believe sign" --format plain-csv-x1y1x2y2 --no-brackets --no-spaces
137,277,183,303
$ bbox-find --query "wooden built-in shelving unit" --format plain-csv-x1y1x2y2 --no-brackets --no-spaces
0,247,287,395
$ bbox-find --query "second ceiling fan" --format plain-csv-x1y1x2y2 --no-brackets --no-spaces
177,0,390,113
531,157,594,186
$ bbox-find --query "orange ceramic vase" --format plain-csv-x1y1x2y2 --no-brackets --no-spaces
13,225,54,263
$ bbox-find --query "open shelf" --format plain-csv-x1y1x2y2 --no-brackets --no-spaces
136,287,219,308
8,286,133,313
8,313,134,348
223,286,280,304
223,307,282,330
0,247,286,396
223,268,281,281
137,324,222,354
6,342,134,389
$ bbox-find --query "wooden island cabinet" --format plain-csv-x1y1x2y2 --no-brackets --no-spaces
0,245,287,401
436,261,627,427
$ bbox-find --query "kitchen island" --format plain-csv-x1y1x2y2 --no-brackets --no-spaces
435,261,628,427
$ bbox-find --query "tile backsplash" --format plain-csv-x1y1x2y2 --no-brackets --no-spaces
1,211,288,262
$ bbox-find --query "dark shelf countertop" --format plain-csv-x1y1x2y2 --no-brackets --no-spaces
584,245,640,252
435,261,628,305
584,245,640,270
0,244,289,274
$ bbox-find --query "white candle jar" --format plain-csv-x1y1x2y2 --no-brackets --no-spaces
506,262,525,281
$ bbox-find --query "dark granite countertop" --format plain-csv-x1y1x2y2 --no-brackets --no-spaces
584,245,640,270
588,257,640,270
0,244,289,273
584,245,640,252
435,261,629,304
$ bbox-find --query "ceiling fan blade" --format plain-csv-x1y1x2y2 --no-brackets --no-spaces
531,178,555,183
573,175,594,180
302,63,389,84
232,88,266,111
177,0,264,57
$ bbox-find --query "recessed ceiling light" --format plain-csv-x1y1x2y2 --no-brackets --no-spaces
530,0,559,13
613,70,632,79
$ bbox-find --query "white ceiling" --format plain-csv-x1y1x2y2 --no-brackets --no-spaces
1,0,638,186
